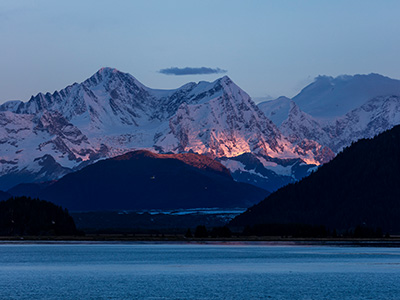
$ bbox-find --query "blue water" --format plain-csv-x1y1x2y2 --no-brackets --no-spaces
0,242,400,299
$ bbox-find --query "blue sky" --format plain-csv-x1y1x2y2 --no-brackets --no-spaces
1,0,400,103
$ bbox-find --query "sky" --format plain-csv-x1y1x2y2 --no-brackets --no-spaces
1,0,400,104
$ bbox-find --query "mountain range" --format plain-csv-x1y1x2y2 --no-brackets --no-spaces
0,68,332,191
1,68,400,196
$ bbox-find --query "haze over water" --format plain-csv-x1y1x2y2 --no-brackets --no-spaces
0,242,399,299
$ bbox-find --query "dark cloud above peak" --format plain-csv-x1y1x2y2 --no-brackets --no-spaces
159,67,227,76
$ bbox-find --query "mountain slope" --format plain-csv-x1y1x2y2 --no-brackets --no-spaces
231,125,400,233
36,150,269,211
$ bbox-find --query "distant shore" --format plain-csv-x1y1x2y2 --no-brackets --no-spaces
1,235,400,247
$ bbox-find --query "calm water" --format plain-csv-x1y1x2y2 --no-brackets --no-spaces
0,242,400,299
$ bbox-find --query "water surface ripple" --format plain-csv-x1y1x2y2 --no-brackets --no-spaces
0,242,399,299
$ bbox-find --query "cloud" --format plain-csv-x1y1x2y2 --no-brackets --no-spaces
159,67,227,76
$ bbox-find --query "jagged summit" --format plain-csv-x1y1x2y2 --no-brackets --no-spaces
86,67,149,91
217,75,232,84
196,75,232,85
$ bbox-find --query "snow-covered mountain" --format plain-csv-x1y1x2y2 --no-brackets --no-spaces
0,68,332,191
292,73,400,120
258,74,400,154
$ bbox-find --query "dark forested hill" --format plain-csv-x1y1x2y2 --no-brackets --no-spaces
32,150,268,211
231,125,400,234
0,197,78,236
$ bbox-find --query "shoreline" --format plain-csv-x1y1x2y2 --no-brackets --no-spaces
1,235,400,247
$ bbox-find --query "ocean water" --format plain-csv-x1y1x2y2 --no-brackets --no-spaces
0,242,399,299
